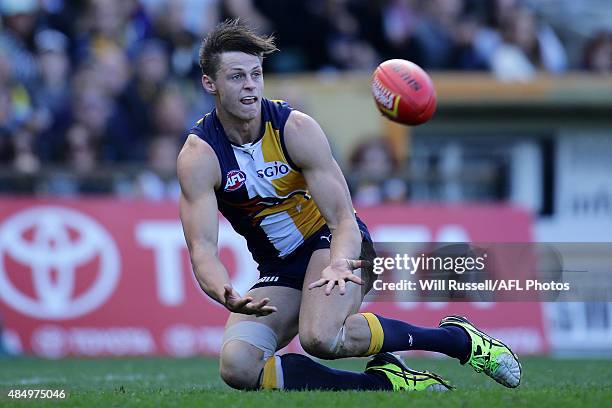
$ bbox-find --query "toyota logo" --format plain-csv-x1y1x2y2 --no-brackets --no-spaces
0,206,120,319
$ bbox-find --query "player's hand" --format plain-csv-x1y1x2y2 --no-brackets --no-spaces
223,284,277,316
307,259,367,296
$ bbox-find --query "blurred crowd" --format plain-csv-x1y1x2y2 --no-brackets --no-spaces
0,0,610,198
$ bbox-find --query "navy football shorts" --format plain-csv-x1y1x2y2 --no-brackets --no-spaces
251,217,376,292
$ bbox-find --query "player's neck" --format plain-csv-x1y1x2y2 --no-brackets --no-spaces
216,109,262,145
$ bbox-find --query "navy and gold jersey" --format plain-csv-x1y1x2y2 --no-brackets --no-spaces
189,98,327,266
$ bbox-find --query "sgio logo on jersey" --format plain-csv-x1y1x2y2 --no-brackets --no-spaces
257,162,289,179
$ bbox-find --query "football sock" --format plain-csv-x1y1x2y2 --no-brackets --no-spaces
361,313,470,362
260,354,392,391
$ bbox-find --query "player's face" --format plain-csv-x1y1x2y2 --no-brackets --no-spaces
208,52,264,122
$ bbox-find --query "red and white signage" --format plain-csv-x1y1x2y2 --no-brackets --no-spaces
0,199,547,357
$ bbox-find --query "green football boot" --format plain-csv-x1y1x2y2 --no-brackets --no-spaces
365,352,454,391
439,315,522,388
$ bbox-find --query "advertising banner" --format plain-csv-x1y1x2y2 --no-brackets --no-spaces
0,200,547,357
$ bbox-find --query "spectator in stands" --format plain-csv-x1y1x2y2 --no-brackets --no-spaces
450,13,489,70
11,127,40,176
31,29,71,144
222,0,327,72
119,39,170,143
380,0,426,68
149,0,207,78
349,138,407,206
115,84,187,199
222,0,272,34
37,62,103,163
152,85,189,138
66,66,134,162
131,135,181,200
317,0,380,71
0,41,39,178
413,0,465,69
96,43,131,100
0,0,605,196
74,0,150,60
0,0,40,88
489,5,568,81
0,50,16,162
0,90,11,164
583,30,612,74
65,124,98,175
40,123,111,195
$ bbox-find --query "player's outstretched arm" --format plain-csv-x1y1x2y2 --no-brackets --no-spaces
178,135,276,315
284,111,363,295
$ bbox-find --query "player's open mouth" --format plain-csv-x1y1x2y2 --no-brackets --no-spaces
240,97,257,105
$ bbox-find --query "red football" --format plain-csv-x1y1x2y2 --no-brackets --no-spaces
371,59,437,126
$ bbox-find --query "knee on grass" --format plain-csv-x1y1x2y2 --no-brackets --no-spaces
219,341,264,390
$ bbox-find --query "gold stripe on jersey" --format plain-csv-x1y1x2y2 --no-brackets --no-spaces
287,196,327,239
261,122,304,195
260,121,325,240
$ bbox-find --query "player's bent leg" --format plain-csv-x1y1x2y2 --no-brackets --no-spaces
220,340,266,390
236,252,449,391
219,286,301,390
298,249,371,359
299,249,471,362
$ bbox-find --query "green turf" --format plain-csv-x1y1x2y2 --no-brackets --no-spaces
0,356,611,407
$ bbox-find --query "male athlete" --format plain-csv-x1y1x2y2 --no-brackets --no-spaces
178,20,521,392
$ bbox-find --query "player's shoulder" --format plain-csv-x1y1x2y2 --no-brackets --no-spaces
182,113,218,158
285,109,323,137
180,133,212,156
284,110,331,169
177,133,220,187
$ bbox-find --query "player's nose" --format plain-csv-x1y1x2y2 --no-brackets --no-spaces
243,75,256,90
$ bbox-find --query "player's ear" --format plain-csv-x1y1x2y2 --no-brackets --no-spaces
202,75,217,95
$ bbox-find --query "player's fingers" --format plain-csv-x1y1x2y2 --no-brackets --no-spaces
249,298,270,309
232,296,252,310
338,279,346,295
325,280,335,296
346,274,364,286
308,279,327,290
256,306,277,316
255,310,274,317
248,303,276,316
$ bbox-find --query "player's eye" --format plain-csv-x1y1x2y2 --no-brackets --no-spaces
252,71,261,79
231,73,243,80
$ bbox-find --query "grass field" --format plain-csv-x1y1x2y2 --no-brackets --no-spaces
1,356,611,407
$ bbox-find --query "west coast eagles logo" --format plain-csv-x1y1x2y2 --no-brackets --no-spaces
224,170,247,192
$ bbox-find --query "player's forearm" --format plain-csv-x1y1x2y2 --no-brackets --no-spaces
328,217,361,262
189,247,231,305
